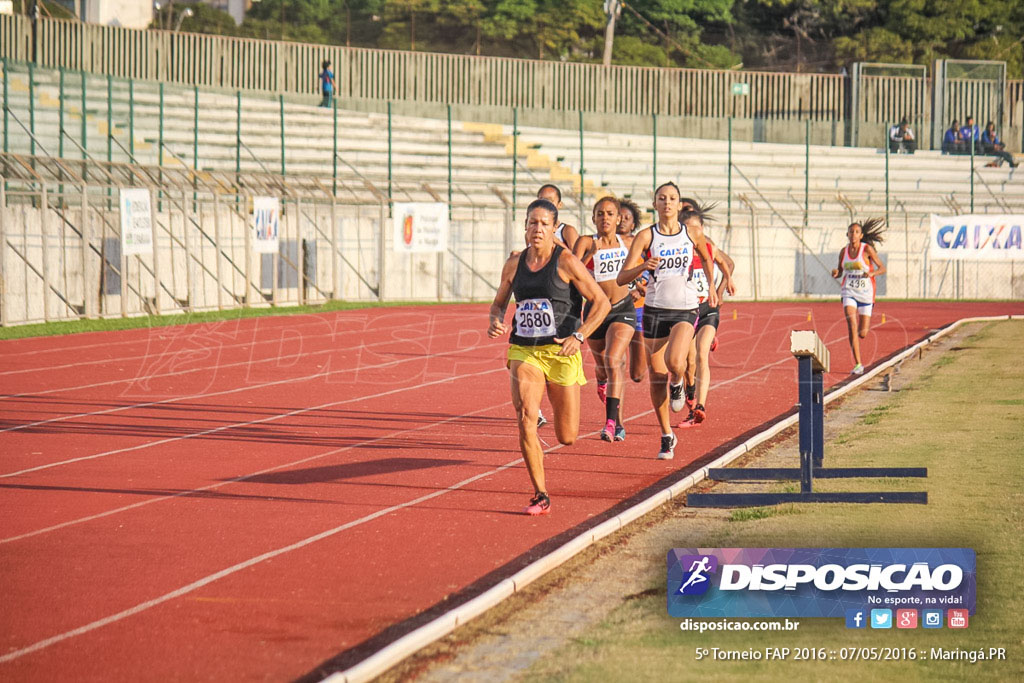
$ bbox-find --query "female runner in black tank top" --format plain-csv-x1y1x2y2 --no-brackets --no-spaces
488,199,610,516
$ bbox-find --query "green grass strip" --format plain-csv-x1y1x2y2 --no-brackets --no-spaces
0,300,485,341
529,320,1024,681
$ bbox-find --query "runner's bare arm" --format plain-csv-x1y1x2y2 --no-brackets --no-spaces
616,229,656,285
559,223,580,251
572,235,596,263
555,251,610,357
865,245,886,278
689,224,720,308
832,250,843,279
488,255,519,338
715,248,736,297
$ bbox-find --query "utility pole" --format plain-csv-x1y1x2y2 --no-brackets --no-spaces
602,0,622,67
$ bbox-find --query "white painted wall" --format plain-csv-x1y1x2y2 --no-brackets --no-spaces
85,0,153,29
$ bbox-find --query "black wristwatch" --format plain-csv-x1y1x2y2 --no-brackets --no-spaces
572,331,585,343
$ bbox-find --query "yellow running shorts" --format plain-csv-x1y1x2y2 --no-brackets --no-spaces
507,344,587,387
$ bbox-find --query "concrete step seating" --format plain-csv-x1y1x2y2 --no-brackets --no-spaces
3,60,1022,223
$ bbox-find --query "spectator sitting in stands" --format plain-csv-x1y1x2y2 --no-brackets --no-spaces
980,121,1018,168
942,120,965,154
888,118,916,154
960,116,980,154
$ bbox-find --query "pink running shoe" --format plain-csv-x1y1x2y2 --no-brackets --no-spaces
711,336,719,352
600,418,616,442
525,492,551,516
596,382,608,404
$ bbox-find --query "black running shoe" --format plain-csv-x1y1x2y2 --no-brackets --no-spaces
657,434,677,460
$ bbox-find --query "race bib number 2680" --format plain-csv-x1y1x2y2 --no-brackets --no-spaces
515,298,556,337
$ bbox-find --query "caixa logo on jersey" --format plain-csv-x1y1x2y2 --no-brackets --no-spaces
667,548,976,618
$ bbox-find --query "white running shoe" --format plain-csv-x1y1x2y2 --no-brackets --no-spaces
669,383,686,412
852,364,864,375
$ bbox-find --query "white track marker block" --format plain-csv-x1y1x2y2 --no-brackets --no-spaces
790,330,830,372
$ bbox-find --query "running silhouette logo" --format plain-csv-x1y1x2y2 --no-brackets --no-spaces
667,548,976,619
676,554,718,595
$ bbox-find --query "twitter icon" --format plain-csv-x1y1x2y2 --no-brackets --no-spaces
870,609,892,629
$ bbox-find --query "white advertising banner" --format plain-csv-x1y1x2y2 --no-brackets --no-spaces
392,202,449,253
119,188,154,255
930,214,1024,261
252,197,280,254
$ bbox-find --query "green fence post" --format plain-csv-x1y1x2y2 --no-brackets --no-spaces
447,103,452,220
512,107,518,223
158,82,164,166
802,118,810,296
279,94,286,175
884,122,890,231
969,133,975,213
59,67,65,158
727,117,732,229
106,75,112,164
28,62,34,155
578,109,584,224
129,78,134,160
159,82,165,212
193,85,199,170
332,96,338,196
652,112,657,195
804,118,809,228
387,101,392,207
2,58,8,154
80,72,87,162
235,90,241,176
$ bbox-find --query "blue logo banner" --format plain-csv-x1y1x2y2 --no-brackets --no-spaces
667,548,976,618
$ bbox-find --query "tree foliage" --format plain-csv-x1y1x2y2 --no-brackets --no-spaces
164,0,1022,77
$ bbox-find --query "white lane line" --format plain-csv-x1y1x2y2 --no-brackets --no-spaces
0,344,499,479
0,453,516,665
0,306,480,360
0,388,509,545
0,320,482,399
0,354,794,663
0,313,479,377
2,352,794,543
0,330,494,434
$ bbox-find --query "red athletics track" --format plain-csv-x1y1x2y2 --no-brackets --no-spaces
1,302,1021,681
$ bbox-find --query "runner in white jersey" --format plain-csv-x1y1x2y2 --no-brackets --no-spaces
831,218,887,375
537,184,579,251
616,182,717,460
679,230,735,428
573,197,635,442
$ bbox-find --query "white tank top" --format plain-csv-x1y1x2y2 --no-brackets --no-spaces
555,223,568,247
646,224,699,310
590,234,628,283
840,243,874,303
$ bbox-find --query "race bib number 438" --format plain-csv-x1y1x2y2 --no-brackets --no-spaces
515,298,556,337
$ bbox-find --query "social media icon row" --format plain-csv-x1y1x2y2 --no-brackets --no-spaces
845,608,968,629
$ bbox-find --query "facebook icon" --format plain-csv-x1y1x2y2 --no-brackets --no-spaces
845,608,867,629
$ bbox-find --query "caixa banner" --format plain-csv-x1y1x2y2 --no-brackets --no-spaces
930,214,1023,260
667,548,975,618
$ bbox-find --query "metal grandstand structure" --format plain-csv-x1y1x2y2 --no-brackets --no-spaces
0,151,511,325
